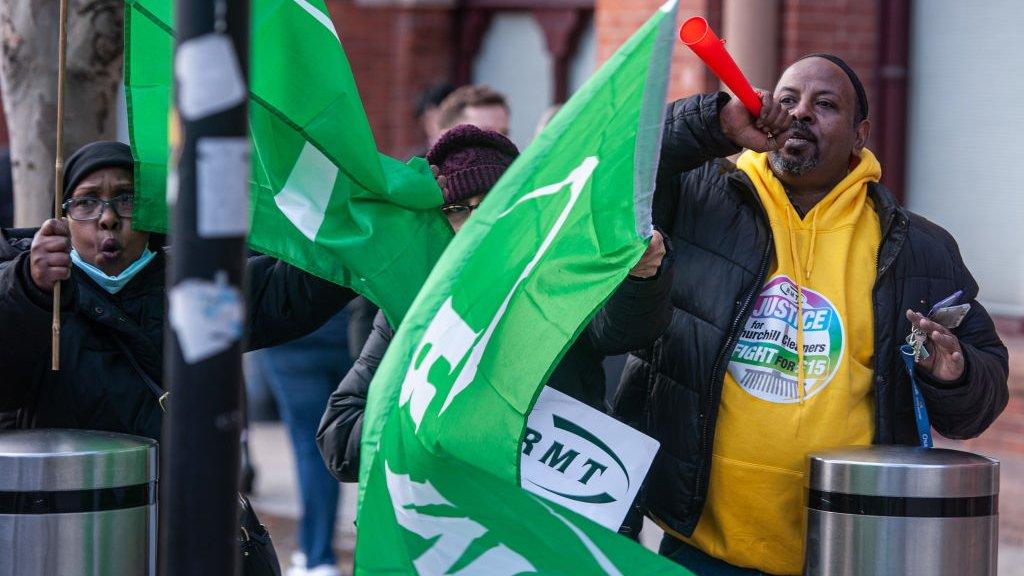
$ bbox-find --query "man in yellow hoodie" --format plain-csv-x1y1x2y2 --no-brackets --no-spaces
615,54,1009,575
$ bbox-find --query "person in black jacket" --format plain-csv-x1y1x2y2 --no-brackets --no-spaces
0,141,356,440
317,125,674,485
615,55,1009,574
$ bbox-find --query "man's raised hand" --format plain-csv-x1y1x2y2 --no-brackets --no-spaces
720,89,794,152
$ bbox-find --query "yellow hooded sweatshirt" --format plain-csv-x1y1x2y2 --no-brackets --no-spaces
676,149,883,574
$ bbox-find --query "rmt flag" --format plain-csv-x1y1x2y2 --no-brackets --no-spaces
355,2,691,574
125,0,451,323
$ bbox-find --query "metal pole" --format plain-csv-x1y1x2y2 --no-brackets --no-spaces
163,0,250,574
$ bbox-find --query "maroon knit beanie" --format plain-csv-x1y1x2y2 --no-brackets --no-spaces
426,124,520,205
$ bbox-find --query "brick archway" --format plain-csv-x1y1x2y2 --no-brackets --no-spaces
453,0,594,104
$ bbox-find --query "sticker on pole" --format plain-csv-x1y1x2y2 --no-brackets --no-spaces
175,33,247,121
169,271,244,364
197,137,250,238
521,386,660,530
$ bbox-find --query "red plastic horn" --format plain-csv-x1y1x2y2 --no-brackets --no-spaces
679,16,762,116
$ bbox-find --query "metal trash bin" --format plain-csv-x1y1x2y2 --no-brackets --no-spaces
804,446,998,576
0,429,157,576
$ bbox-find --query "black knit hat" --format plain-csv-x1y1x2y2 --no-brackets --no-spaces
798,53,869,122
426,125,519,205
62,141,134,201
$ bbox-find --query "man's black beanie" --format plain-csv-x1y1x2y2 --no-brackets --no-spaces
62,141,134,202
798,53,869,122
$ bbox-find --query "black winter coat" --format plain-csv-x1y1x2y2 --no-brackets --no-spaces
0,228,355,439
614,93,1010,538
317,266,675,483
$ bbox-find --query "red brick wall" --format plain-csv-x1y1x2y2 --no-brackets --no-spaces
595,1,880,128
936,336,1024,547
779,0,879,148
325,1,453,158
595,0,717,100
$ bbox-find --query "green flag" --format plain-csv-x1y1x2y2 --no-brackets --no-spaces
356,1,690,573
124,0,452,322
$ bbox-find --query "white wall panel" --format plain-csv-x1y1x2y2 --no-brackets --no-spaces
907,0,1024,315
472,14,552,149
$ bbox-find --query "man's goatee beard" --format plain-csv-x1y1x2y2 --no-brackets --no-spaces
769,149,819,176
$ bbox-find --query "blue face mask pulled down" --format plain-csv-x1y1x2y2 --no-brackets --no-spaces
70,247,156,294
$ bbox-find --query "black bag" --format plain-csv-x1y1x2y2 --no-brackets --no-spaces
115,337,282,576
239,493,283,576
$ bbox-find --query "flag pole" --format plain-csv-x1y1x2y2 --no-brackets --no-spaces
51,0,69,371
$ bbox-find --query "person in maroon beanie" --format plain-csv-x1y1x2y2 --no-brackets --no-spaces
318,126,673,537
427,123,520,232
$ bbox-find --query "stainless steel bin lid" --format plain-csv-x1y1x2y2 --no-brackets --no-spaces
0,429,157,492
807,446,998,499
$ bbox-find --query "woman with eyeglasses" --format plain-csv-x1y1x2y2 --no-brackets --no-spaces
0,141,356,439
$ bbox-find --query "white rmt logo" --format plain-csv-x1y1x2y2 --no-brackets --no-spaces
399,157,600,431
385,461,628,576
520,386,660,531
385,463,535,575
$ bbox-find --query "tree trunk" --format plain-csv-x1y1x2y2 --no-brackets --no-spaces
0,0,123,227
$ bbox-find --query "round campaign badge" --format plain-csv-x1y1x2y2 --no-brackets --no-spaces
727,275,845,403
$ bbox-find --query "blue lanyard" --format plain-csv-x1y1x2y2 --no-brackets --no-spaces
899,344,933,448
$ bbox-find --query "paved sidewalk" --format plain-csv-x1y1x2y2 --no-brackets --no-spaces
247,422,357,574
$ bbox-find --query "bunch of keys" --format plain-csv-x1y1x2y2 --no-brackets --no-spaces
906,290,971,362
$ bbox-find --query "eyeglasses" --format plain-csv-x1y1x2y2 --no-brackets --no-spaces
441,202,482,216
62,195,134,221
